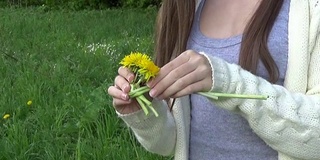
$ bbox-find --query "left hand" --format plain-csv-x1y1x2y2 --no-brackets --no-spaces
147,50,213,100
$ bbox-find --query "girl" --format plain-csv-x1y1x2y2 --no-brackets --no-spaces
108,0,320,159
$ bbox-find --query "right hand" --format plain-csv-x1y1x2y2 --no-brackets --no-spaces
107,67,141,114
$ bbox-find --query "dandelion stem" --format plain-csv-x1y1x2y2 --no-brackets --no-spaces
147,104,159,117
197,92,218,100
138,95,152,106
136,97,149,115
129,86,150,98
138,95,158,117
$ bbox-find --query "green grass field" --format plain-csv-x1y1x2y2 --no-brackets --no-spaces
0,7,172,160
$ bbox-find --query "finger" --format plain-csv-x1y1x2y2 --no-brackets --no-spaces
114,75,131,93
108,86,130,101
118,66,135,83
149,51,207,98
156,68,205,99
148,51,193,88
172,80,210,98
171,67,212,98
158,72,202,99
155,58,212,99
112,98,132,107
149,61,197,98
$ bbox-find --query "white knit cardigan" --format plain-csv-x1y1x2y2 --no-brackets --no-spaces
119,0,320,159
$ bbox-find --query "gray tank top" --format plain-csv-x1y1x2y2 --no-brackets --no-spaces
188,0,289,160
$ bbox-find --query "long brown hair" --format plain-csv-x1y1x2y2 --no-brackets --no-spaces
154,0,284,83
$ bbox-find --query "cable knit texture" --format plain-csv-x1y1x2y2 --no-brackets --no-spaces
117,0,320,159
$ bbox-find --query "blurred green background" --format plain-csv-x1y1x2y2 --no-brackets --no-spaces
0,1,172,159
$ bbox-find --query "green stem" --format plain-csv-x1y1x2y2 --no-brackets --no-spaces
213,92,268,100
132,86,149,94
197,92,218,100
138,95,158,117
138,95,152,106
136,78,143,86
136,97,148,115
130,83,157,117
129,86,150,98
130,84,136,91
147,104,159,117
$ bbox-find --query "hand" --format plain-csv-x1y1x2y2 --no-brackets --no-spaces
107,67,141,114
147,50,212,100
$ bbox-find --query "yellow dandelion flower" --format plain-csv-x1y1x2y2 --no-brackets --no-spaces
120,52,152,72
120,52,140,67
27,100,32,106
138,60,160,81
3,114,10,119
120,53,137,68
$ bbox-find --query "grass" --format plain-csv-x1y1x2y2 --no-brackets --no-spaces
0,7,172,160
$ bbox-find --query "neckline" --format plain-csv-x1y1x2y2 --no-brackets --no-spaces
191,0,242,48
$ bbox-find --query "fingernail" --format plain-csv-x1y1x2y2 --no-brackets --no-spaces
124,84,130,92
149,89,156,98
147,80,153,87
128,75,134,83
121,94,129,100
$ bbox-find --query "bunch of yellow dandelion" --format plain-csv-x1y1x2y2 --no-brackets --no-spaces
120,52,160,117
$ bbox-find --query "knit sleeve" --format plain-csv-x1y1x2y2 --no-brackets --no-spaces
117,99,176,156
202,53,320,159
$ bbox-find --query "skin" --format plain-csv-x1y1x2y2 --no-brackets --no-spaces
107,66,140,114
108,0,261,114
147,51,212,99
200,0,260,38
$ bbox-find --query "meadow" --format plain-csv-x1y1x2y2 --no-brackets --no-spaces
0,7,172,160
